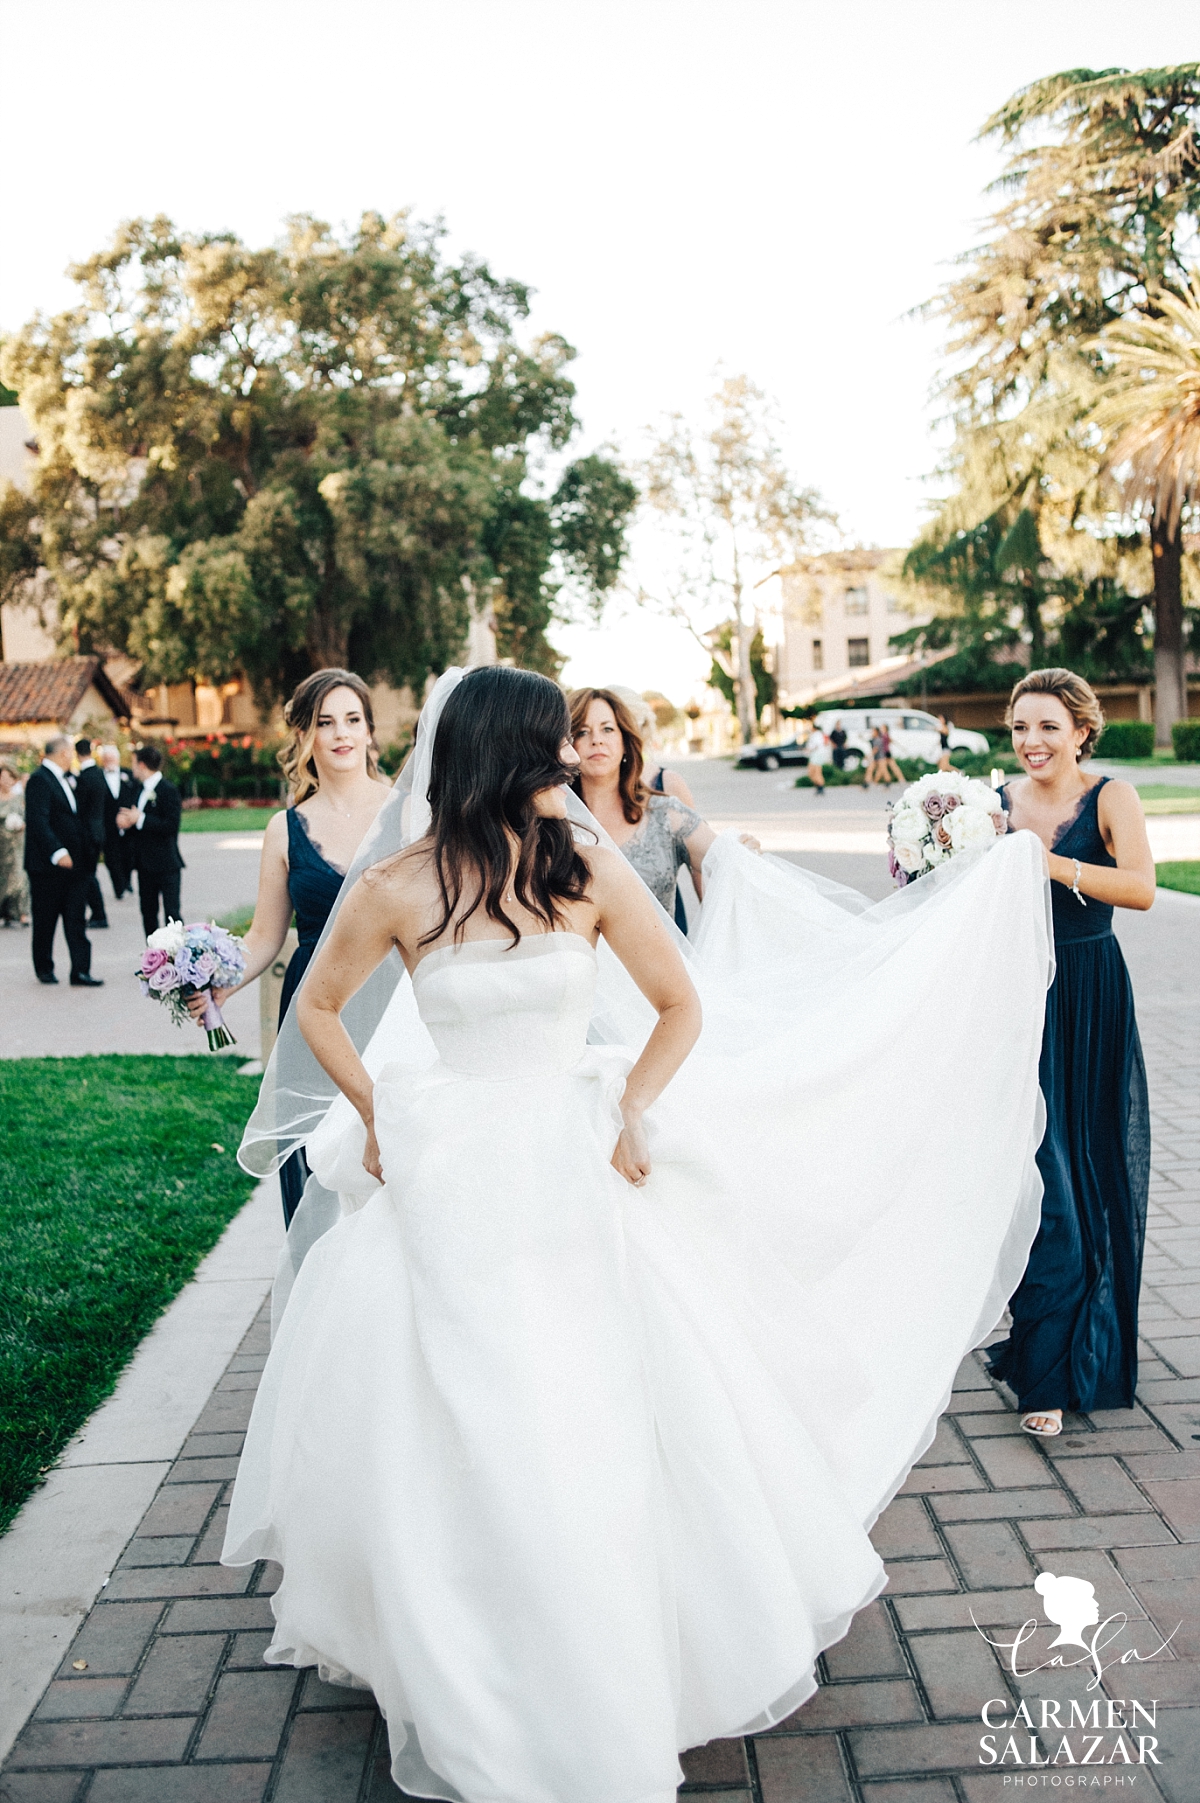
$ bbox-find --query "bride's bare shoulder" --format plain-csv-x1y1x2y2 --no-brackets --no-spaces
359,840,436,898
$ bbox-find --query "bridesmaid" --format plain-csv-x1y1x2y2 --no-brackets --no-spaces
190,669,391,1221
988,669,1155,1436
568,686,715,925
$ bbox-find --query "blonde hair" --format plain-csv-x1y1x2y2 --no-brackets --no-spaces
1006,667,1105,761
279,668,378,804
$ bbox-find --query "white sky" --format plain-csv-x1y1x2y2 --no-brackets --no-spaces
1,0,1193,700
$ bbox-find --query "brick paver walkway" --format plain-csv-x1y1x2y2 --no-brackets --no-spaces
3,913,1197,1802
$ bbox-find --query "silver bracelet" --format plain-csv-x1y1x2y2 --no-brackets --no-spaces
1071,858,1087,907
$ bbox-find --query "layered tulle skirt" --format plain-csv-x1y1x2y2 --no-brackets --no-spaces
224,831,1053,1801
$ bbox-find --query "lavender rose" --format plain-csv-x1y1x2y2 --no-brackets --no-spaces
140,947,169,975
922,794,945,820
148,963,183,993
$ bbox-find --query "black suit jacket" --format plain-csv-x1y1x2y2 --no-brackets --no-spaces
101,769,138,832
130,777,186,875
23,764,89,877
75,765,110,857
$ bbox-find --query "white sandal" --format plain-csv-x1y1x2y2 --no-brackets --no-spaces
1020,1411,1063,1438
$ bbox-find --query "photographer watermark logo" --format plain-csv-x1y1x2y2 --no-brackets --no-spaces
974,1570,1181,1776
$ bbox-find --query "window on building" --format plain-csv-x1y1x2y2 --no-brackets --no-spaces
844,587,869,615
812,637,824,671
886,593,904,613
847,637,870,668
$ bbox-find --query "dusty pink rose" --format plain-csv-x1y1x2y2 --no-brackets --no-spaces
922,794,945,820
942,792,961,811
140,947,169,974
934,821,953,848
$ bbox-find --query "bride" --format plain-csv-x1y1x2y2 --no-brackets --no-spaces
225,665,1052,1802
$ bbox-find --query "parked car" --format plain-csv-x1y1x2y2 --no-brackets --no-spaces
736,739,810,771
813,709,989,767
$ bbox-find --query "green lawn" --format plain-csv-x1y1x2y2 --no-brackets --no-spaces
0,1055,260,1534
1156,861,1200,896
180,806,281,833
1136,787,1200,815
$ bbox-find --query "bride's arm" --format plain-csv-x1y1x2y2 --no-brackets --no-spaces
295,872,402,1181
587,847,702,1186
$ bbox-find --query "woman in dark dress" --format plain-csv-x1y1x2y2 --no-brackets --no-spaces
987,669,1155,1437
189,669,392,1221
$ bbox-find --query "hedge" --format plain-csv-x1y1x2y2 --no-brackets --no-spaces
1096,720,1155,760
1171,720,1200,763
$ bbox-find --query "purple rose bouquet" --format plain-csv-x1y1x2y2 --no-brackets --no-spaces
136,920,246,1050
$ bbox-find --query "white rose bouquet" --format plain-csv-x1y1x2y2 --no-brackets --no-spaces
886,770,1006,886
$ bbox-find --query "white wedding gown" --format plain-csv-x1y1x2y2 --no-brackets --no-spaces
224,830,1051,1802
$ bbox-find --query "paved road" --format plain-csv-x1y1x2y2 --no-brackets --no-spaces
3,761,1198,1798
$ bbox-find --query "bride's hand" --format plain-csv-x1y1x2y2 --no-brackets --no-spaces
738,832,762,854
612,1114,651,1188
362,1122,383,1184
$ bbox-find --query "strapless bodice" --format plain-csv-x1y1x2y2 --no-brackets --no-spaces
410,932,597,1078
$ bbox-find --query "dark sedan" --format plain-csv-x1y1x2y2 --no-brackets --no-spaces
736,739,809,771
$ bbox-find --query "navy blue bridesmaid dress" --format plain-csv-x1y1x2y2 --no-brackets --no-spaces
987,778,1150,1412
277,808,345,1225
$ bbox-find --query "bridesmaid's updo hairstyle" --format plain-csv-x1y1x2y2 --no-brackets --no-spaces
566,686,649,825
1006,668,1105,761
279,669,378,804
421,666,590,948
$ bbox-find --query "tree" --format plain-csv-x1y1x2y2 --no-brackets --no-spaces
926,64,1200,738
640,375,830,742
0,213,636,698
1088,277,1200,734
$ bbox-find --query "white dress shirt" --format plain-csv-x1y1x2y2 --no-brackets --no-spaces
42,759,76,866
104,768,122,800
135,769,162,830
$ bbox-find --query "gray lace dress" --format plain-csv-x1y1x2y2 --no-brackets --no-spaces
619,794,703,914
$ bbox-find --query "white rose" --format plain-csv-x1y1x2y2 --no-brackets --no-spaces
889,807,928,848
893,840,926,873
948,805,1000,852
964,778,1001,814
147,919,186,954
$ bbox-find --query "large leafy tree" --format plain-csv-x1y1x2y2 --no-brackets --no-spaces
922,64,1200,738
0,213,636,697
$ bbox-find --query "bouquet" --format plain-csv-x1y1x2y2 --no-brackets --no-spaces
887,770,1006,887
136,920,246,1050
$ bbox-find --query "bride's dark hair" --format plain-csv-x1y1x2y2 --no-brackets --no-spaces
421,666,591,947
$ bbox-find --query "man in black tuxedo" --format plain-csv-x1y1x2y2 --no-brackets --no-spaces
22,735,103,986
98,743,136,899
117,743,185,936
73,737,110,927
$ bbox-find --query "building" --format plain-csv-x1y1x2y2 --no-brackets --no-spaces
0,657,131,748
775,548,927,708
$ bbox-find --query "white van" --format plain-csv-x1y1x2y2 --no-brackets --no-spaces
812,708,990,769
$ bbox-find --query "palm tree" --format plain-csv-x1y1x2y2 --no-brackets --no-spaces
1090,277,1200,744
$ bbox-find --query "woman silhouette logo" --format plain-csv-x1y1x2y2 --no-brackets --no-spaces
1034,1571,1101,1649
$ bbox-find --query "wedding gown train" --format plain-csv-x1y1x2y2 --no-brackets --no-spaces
224,829,1051,1802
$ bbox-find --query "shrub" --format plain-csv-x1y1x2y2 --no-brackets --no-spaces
1096,720,1155,759
1171,719,1200,763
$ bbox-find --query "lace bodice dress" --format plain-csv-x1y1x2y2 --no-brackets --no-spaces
276,809,345,1223
987,779,1149,1412
619,792,702,913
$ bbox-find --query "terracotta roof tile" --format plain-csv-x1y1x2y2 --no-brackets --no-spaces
0,657,129,724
